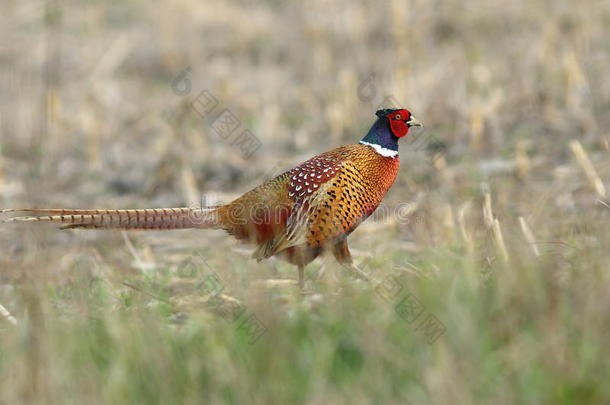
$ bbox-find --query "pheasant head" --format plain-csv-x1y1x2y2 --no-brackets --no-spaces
359,108,422,157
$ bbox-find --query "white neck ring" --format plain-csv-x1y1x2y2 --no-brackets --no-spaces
359,141,399,158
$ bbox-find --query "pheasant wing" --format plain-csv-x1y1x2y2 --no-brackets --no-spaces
254,150,376,259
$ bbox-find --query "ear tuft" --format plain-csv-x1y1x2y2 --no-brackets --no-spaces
376,109,392,118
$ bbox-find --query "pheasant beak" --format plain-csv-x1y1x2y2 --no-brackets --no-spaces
406,116,423,127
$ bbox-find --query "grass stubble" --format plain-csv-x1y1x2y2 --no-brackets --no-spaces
1,0,610,403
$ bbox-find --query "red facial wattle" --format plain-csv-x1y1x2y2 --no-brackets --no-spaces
389,119,408,138
385,109,411,138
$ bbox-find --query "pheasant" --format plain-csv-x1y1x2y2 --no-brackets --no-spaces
3,108,422,286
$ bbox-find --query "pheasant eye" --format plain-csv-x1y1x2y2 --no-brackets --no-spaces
394,114,402,120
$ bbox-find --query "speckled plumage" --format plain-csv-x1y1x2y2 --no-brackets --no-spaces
215,144,400,267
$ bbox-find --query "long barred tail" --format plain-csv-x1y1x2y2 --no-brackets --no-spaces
1,207,219,230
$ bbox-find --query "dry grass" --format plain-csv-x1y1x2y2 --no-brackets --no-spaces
1,0,610,403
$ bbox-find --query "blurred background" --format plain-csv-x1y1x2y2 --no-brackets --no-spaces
1,0,609,403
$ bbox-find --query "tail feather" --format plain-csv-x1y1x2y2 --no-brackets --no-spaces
1,207,219,230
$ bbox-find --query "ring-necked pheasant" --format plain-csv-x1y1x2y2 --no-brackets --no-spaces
3,108,422,286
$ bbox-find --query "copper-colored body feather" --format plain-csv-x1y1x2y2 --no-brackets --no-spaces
213,144,400,268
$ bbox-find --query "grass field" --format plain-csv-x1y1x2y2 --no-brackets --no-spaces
1,0,610,403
